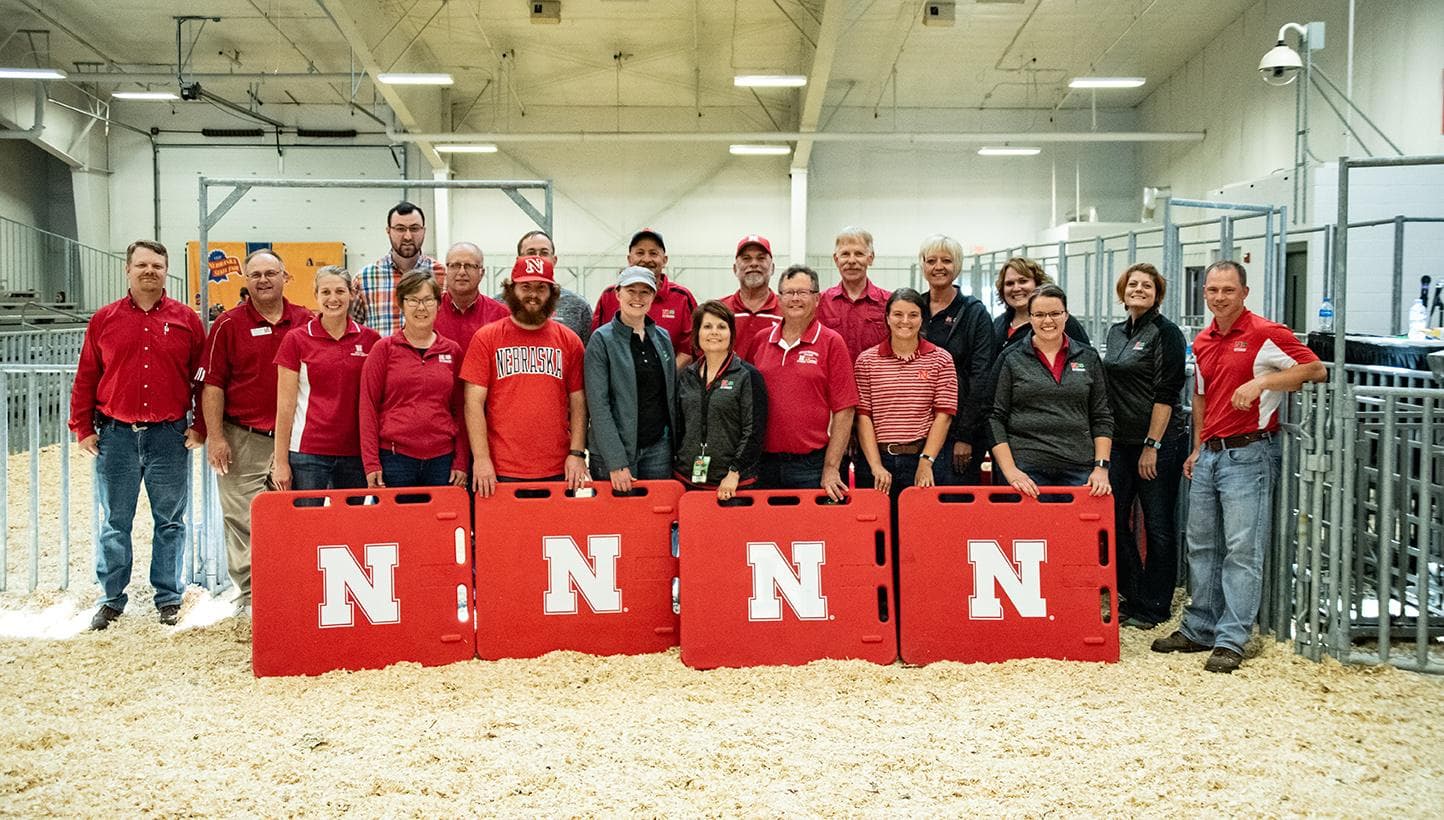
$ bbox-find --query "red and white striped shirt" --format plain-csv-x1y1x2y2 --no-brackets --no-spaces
854,338,957,443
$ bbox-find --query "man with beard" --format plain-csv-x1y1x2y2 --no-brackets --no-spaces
590,229,698,366
722,234,781,358
199,248,311,612
819,226,891,362
515,229,594,344
434,241,507,349
351,201,446,335
461,256,589,496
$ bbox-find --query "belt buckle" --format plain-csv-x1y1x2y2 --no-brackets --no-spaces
885,443,900,455
131,422,144,433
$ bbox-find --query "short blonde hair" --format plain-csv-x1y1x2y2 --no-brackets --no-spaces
919,234,962,262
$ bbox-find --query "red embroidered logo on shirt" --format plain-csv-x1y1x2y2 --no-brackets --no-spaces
917,370,933,381
661,309,676,319
351,344,367,357
1070,361,1086,371
1233,340,1249,352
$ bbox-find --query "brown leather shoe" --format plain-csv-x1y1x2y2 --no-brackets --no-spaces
89,605,121,631
158,604,181,626
1150,630,1210,653
1204,648,1244,673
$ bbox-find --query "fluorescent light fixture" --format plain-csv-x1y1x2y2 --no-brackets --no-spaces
734,74,807,88
729,144,792,156
0,67,66,80
435,144,498,154
112,91,180,101
1068,77,1146,89
376,72,454,86
977,146,1041,157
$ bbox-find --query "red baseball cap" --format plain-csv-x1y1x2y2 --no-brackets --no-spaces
736,234,772,256
510,255,556,285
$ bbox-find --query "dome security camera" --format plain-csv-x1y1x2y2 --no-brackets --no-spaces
1259,41,1303,86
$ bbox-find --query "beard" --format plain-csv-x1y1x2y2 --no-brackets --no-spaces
392,239,419,258
503,282,560,324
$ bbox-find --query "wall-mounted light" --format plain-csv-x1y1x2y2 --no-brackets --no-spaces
435,144,498,153
0,67,66,80
377,73,454,86
977,146,1041,157
1068,77,1146,89
112,91,181,101
730,144,792,156
734,74,807,88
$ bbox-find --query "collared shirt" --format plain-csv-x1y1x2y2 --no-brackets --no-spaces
749,319,859,454
69,291,205,441
434,291,508,352
360,333,468,474
721,290,782,356
855,338,957,443
200,299,313,430
1032,335,1071,384
460,319,586,479
351,252,446,337
818,279,891,362
274,318,381,456
591,274,698,359
1193,309,1319,441
629,329,669,447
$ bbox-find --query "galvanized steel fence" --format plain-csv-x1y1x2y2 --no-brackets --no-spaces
0,216,155,311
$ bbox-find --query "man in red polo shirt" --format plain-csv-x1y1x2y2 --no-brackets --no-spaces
1151,260,1324,674
462,256,589,497
70,240,205,629
200,248,312,609
722,234,781,358
750,264,859,500
591,229,698,366
435,241,507,350
818,226,891,362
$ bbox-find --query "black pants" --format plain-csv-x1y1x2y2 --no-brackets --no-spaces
1109,436,1186,624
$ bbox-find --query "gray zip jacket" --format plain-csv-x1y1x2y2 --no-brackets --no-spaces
584,314,676,473
989,336,1114,470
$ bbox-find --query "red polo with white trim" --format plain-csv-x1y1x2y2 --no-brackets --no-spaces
749,319,859,454
273,318,380,456
721,290,782,357
434,291,508,351
854,338,957,443
359,333,469,474
201,299,313,430
592,274,698,359
1193,309,1319,441
818,279,891,362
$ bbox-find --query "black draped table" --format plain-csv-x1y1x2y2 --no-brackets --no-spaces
1307,332,1444,371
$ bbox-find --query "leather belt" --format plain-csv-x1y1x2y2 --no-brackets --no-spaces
883,439,926,456
225,418,275,438
97,414,183,432
1202,430,1273,452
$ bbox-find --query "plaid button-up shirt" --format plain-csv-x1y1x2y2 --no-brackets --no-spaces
350,252,446,337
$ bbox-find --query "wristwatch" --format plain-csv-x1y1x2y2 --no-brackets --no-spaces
1093,459,1111,469
1143,437,1163,450
568,449,587,459
920,453,935,463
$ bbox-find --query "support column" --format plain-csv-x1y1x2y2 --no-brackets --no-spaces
432,167,451,258
789,168,808,266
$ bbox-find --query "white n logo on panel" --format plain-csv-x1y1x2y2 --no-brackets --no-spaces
746,541,828,621
317,543,401,628
542,534,623,614
967,539,1047,619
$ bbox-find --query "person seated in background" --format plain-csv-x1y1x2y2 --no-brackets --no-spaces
854,288,957,499
359,271,468,489
463,256,589,497
590,229,698,367
674,300,768,500
584,266,677,493
989,284,1113,498
434,241,507,350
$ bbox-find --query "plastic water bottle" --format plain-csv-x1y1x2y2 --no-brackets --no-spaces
1318,297,1334,334
1408,298,1428,340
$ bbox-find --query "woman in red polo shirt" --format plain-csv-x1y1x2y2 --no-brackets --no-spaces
273,266,381,490
854,288,957,498
360,271,469,488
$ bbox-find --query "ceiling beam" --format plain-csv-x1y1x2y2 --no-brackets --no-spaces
791,0,847,171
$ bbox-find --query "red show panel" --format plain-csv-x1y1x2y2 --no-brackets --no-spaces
897,486,1117,665
678,490,897,669
474,480,684,659
251,487,475,677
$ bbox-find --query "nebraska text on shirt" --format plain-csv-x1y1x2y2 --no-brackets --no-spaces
495,345,565,379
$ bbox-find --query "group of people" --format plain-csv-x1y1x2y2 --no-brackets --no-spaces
69,201,1325,675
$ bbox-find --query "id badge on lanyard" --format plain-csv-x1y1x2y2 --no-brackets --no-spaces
692,445,711,484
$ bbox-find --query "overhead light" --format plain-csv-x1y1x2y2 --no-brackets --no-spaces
112,91,180,101
0,67,66,80
734,74,807,88
730,144,791,156
435,144,498,153
1068,77,1146,89
376,72,454,86
977,146,1041,157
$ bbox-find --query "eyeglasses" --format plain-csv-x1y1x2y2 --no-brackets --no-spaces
446,262,482,272
402,296,438,307
780,289,818,299
1030,310,1067,321
388,225,424,234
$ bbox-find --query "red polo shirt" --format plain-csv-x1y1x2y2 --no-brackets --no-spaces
1193,309,1319,441
360,333,468,474
591,274,698,359
200,299,312,430
855,339,957,443
818,279,891,362
460,319,585,479
721,290,781,357
434,291,508,352
749,319,859,454
274,319,380,456
69,291,205,441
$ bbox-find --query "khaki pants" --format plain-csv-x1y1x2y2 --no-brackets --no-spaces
216,422,275,600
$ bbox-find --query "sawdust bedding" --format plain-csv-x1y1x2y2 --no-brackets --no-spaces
3,446,1444,815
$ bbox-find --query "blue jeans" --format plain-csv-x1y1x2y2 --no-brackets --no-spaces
93,418,190,611
1014,459,1092,487
854,451,925,500
1110,436,1186,624
591,431,673,482
758,449,826,490
935,433,988,486
289,452,367,491
1180,437,1280,654
379,450,452,488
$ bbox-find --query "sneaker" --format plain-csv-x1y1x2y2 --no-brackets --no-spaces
1204,647,1244,674
89,605,122,631
158,604,181,626
1150,630,1210,653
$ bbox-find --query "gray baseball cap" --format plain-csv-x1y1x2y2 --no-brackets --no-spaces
617,265,657,291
